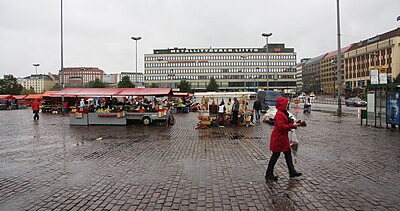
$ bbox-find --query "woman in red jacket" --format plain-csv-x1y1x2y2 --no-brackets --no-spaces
265,97,302,180
32,99,40,120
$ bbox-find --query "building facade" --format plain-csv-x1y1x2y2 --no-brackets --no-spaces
320,45,351,96
144,45,297,92
23,74,57,93
296,58,310,92
120,72,144,87
344,28,400,90
302,54,326,95
59,67,104,87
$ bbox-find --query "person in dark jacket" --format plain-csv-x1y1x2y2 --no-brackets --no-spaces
265,97,302,180
32,99,40,120
231,97,240,126
253,97,262,123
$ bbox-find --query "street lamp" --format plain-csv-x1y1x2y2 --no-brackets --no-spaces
157,58,163,87
262,33,272,91
33,64,40,93
336,0,342,115
131,36,142,86
61,0,65,115
241,55,247,91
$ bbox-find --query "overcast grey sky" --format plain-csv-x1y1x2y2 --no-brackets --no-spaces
0,0,399,78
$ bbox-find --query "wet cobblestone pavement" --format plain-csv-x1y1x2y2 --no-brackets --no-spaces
1,108,400,210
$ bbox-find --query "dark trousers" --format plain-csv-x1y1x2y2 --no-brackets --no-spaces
266,151,296,176
232,111,239,125
33,110,39,120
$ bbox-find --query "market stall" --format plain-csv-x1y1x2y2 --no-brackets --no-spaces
54,88,174,126
118,88,173,126
0,95,16,110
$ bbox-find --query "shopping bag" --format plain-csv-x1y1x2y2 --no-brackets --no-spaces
289,129,299,163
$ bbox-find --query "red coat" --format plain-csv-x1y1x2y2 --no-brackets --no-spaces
32,100,40,111
269,97,296,152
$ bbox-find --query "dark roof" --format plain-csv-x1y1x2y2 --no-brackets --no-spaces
348,27,400,51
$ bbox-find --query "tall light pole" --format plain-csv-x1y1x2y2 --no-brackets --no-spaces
33,64,40,93
61,0,65,115
241,55,247,91
336,0,342,116
262,33,272,91
131,36,142,86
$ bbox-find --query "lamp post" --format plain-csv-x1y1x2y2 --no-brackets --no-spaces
60,0,65,115
256,67,259,91
262,33,272,91
157,58,163,87
33,64,40,93
336,0,342,115
241,55,247,91
131,36,142,86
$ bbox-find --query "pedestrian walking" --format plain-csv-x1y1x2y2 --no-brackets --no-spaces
253,97,262,123
32,99,40,121
231,97,240,126
265,97,303,181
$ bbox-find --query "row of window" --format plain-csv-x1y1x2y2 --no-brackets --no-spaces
145,61,297,68
145,74,295,81
145,68,296,75
145,55,296,61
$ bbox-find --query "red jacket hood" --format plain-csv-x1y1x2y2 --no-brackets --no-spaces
276,97,289,111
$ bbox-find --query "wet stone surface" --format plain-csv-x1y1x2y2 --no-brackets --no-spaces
0,109,400,210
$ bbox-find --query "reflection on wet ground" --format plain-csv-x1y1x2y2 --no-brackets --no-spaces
0,109,399,210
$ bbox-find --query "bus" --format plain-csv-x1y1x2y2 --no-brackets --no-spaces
257,90,282,112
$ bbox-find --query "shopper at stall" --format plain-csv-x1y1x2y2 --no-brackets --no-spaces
218,100,226,127
32,99,40,121
79,99,85,111
232,97,240,126
253,97,262,123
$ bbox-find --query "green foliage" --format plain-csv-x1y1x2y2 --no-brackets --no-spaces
117,76,135,88
178,80,191,93
149,83,159,88
88,78,106,88
0,74,23,94
206,77,219,91
393,73,400,83
20,86,36,95
50,83,62,90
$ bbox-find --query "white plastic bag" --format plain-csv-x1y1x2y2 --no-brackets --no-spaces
289,129,299,163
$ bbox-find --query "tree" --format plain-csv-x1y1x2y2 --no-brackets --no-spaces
178,80,191,93
117,76,135,88
393,73,400,83
88,78,106,88
50,83,62,90
149,83,159,88
20,86,36,95
206,77,219,91
0,74,23,94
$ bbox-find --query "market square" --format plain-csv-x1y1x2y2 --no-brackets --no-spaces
1,105,399,210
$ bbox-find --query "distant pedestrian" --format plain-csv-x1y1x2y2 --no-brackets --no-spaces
32,99,40,121
265,97,302,181
63,101,69,115
218,100,226,127
253,97,262,123
232,97,240,126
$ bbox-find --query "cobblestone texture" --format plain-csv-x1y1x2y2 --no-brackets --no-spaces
0,108,399,210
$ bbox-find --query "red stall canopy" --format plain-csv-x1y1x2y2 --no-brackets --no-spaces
24,94,43,100
118,88,172,96
0,95,17,100
55,88,122,97
13,95,27,100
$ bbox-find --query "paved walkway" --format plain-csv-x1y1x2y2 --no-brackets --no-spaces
0,109,399,210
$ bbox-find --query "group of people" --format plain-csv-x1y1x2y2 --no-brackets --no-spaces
215,97,263,127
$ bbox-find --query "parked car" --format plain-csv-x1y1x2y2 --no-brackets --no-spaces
345,97,367,107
